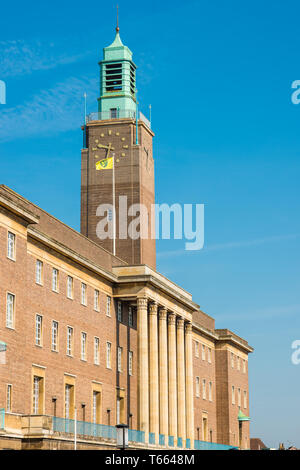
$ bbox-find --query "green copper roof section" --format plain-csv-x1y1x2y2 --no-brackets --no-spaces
0,340,6,352
103,31,133,61
238,409,250,421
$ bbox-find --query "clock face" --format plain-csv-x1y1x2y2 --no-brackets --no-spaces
91,128,129,164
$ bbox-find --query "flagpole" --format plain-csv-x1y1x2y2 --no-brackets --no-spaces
112,153,116,256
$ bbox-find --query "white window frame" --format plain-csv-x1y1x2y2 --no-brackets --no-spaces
195,341,199,358
243,360,246,374
36,260,43,285
7,384,12,412
237,356,240,371
33,376,40,415
67,326,73,356
244,391,247,409
52,320,59,352
106,342,112,368
106,296,111,317
117,301,122,322
81,283,87,306
117,346,123,372
7,231,16,260
52,268,59,292
128,306,133,327
231,352,235,368
202,344,205,361
128,351,133,376
209,381,213,401
202,379,206,400
208,347,212,363
65,384,71,419
196,376,200,397
94,289,100,312
232,386,235,405
6,293,15,329
238,388,241,407
94,337,100,365
35,314,43,346
67,276,73,299
81,332,87,361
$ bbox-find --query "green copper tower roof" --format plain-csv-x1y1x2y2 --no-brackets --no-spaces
98,27,137,117
238,409,250,421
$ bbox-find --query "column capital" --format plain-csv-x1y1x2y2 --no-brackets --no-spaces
158,307,168,320
177,317,185,329
185,321,193,333
149,302,158,316
137,297,148,309
168,313,176,326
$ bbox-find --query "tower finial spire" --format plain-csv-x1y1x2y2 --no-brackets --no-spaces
116,5,119,32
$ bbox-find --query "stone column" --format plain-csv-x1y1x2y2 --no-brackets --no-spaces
137,297,149,440
185,321,194,448
168,313,177,440
177,318,186,444
159,307,168,441
149,302,159,443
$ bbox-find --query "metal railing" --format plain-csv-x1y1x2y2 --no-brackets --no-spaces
194,439,237,450
149,432,155,444
159,434,165,446
177,437,183,448
0,409,4,430
168,435,174,447
53,416,117,440
87,109,151,129
128,428,145,444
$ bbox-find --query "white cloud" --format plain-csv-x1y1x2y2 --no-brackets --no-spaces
0,40,92,78
0,76,97,142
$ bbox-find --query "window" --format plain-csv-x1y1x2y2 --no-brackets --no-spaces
81,283,87,306
67,276,73,299
92,391,100,424
237,356,240,371
238,388,241,407
35,315,43,346
231,352,235,368
52,268,59,292
243,360,246,374
67,326,74,356
128,307,133,327
195,341,199,358
208,347,212,363
244,391,247,409
232,386,235,405
33,376,44,414
209,381,213,401
65,384,74,419
7,232,16,260
94,337,100,365
81,332,87,360
106,342,112,368
36,260,43,285
202,379,206,400
128,351,133,376
202,344,205,361
7,384,12,412
117,346,123,372
94,290,100,311
110,108,118,118
52,321,58,352
106,296,111,317
117,301,122,322
196,377,200,397
6,293,15,329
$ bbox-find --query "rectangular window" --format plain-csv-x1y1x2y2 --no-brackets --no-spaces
52,268,59,292
7,384,12,412
195,341,199,358
110,108,118,118
67,276,73,299
6,293,15,329
117,346,123,372
106,342,112,368
92,391,100,424
232,386,235,405
65,384,75,419
106,296,111,317
94,337,100,365
52,321,58,352
209,381,213,401
237,356,240,370
117,301,122,322
94,289,100,311
81,332,87,360
208,347,212,363
35,315,43,346
244,391,247,409
202,379,206,399
36,260,43,285
33,376,40,414
7,232,16,260
202,344,206,361
67,326,74,356
128,307,133,327
196,377,200,397
231,352,235,368
243,360,246,374
128,351,133,376
238,388,241,407
81,283,87,306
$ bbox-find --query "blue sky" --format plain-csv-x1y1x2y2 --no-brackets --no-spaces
1,0,300,448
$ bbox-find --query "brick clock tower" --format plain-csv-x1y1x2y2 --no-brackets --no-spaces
81,27,156,269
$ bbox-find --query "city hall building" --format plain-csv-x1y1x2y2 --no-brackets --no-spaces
0,27,253,450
